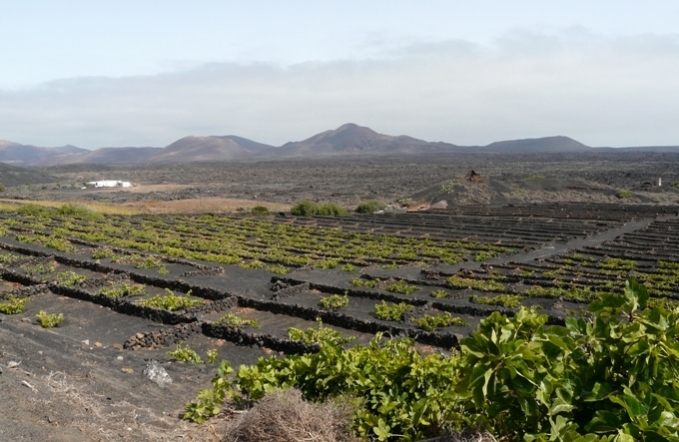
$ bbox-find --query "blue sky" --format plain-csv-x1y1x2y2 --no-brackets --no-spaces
1,1,678,148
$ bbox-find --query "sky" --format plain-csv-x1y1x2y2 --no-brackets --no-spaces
1,1,678,149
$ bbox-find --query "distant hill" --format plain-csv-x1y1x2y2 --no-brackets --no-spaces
0,141,88,165
4,125,679,167
0,161,54,187
26,135,269,165
214,135,274,153
35,147,162,166
272,123,463,157
148,136,254,163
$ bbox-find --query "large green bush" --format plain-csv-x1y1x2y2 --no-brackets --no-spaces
186,279,679,441
291,200,348,216
356,200,386,214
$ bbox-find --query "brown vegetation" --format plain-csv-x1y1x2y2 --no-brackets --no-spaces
222,389,357,442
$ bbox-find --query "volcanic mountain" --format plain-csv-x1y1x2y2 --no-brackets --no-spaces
0,140,88,166
8,124,679,167
271,123,463,157
148,136,260,163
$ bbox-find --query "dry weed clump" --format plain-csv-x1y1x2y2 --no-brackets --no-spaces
222,388,357,442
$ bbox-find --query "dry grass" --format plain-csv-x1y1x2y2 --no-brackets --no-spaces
0,197,290,215
222,388,358,442
34,370,228,442
0,198,143,215
123,197,290,214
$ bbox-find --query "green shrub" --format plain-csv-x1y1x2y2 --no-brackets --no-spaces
36,310,64,328
92,247,115,259
167,343,202,364
447,275,504,291
340,263,356,272
290,200,318,216
356,200,386,214
56,203,102,219
186,279,679,441
17,203,51,217
316,203,348,216
373,301,414,322
313,258,340,269
216,312,260,329
0,295,28,315
206,349,219,363
350,276,379,289
616,189,633,199
430,289,449,299
137,289,204,311
55,271,87,287
469,293,523,308
250,206,269,215
384,280,419,295
290,200,347,216
267,264,290,275
97,282,147,298
287,318,354,346
319,294,349,311
238,259,266,270
413,312,467,331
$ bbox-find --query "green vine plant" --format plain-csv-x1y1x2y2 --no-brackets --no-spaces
319,294,349,311
137,288,204,311
184,279,679,442
384,280,419,295
413,312,467,331
96,281,147,298
373,301,414,322
216,313,260,329
36,311,64,328
430,289,449,299
0,295,28,315
55,271,87,287
167,343,202,364
287,318,354,346
469,293,524,308
350,277,380,289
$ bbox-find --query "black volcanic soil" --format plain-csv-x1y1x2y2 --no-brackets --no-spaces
21,151,679,208
1,150,679,440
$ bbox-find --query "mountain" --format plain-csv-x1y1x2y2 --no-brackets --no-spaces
482,136,590,153
272,123,463,157
3,135,271,166
34,147,162,166
214,135,274,152
6,126,679,167
148,136,254,163
0,141,88,165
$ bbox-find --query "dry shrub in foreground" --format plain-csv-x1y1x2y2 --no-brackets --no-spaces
222,388,358,442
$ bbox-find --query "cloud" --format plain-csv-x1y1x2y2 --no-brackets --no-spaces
1,28,679,148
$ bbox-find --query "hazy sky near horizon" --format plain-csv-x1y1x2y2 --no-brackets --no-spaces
1,1,678,149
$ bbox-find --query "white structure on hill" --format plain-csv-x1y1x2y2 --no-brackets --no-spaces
87,180,132,188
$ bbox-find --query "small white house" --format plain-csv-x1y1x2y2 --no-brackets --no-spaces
87,180,132,188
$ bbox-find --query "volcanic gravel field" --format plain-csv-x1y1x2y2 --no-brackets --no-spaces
1,202,679,440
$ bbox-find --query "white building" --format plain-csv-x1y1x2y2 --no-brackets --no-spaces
87,180,132,188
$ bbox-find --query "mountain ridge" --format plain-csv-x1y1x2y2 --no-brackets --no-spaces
3,124,678,166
